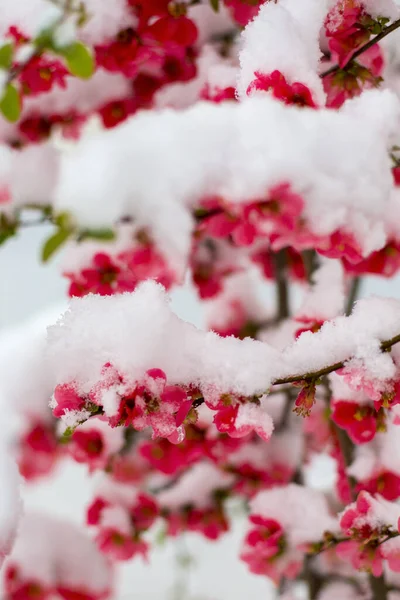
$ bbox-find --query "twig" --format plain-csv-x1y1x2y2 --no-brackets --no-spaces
369,573,388,600
345,277,361,317
273,249,290,321
273,332,400,385
320,18,400,78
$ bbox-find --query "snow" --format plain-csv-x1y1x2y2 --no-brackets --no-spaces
362,0,400,19
4,511,113,595
46,281,282,397
238,0,328,103
297,260,345,321
0,431,21,566
0,306,62,423
46,282,400,405
54,90,400,273
158,463,234,510
0,0,133,45
155,46,237,110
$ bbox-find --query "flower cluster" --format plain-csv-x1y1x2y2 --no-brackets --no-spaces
323,0,386,107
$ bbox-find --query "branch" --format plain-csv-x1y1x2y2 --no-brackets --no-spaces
369,573,388,600
320,18,400,78
345,277,361,317
272,332,400,386
273,249,290,321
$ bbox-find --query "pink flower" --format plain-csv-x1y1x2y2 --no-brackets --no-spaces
96,529,148,561
293,382,316,417
211,398,272,442
130,493,159,531
343,241,400,278
240,515,297,583
18,422,59,480
337,491,400,575
165,507,229,541
318,230,364,264
109,369,192,441
52,384,85,418
0,186,11,204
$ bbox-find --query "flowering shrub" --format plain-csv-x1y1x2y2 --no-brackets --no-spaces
3,0,400,598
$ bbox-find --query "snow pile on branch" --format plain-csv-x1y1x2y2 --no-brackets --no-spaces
46,282,400,399
54,90,400,272
360,0,399,20
46,281,281,396
238,0,328,102
249,484,337,544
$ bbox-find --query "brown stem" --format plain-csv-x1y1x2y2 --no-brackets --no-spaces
303,556,324,600
273,249,290,321
320,18,400,78
345,277,361,317
369,573,388,600
323,376,356,499
301,249,318,284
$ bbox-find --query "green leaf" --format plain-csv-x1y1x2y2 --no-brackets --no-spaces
34,28,55,51
0,213,17,245
61,41,94,79
210,0,219,11
0,43,13,69
42,228,71,262
54,211,73,229
0,84,21,123
79,228,115,241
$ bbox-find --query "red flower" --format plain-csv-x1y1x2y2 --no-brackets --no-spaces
96,529,148,561
19,56,68,96
99,99,135,129
357,471,400,501
331,401,378,444
247,70,317,108
18,422,59,480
